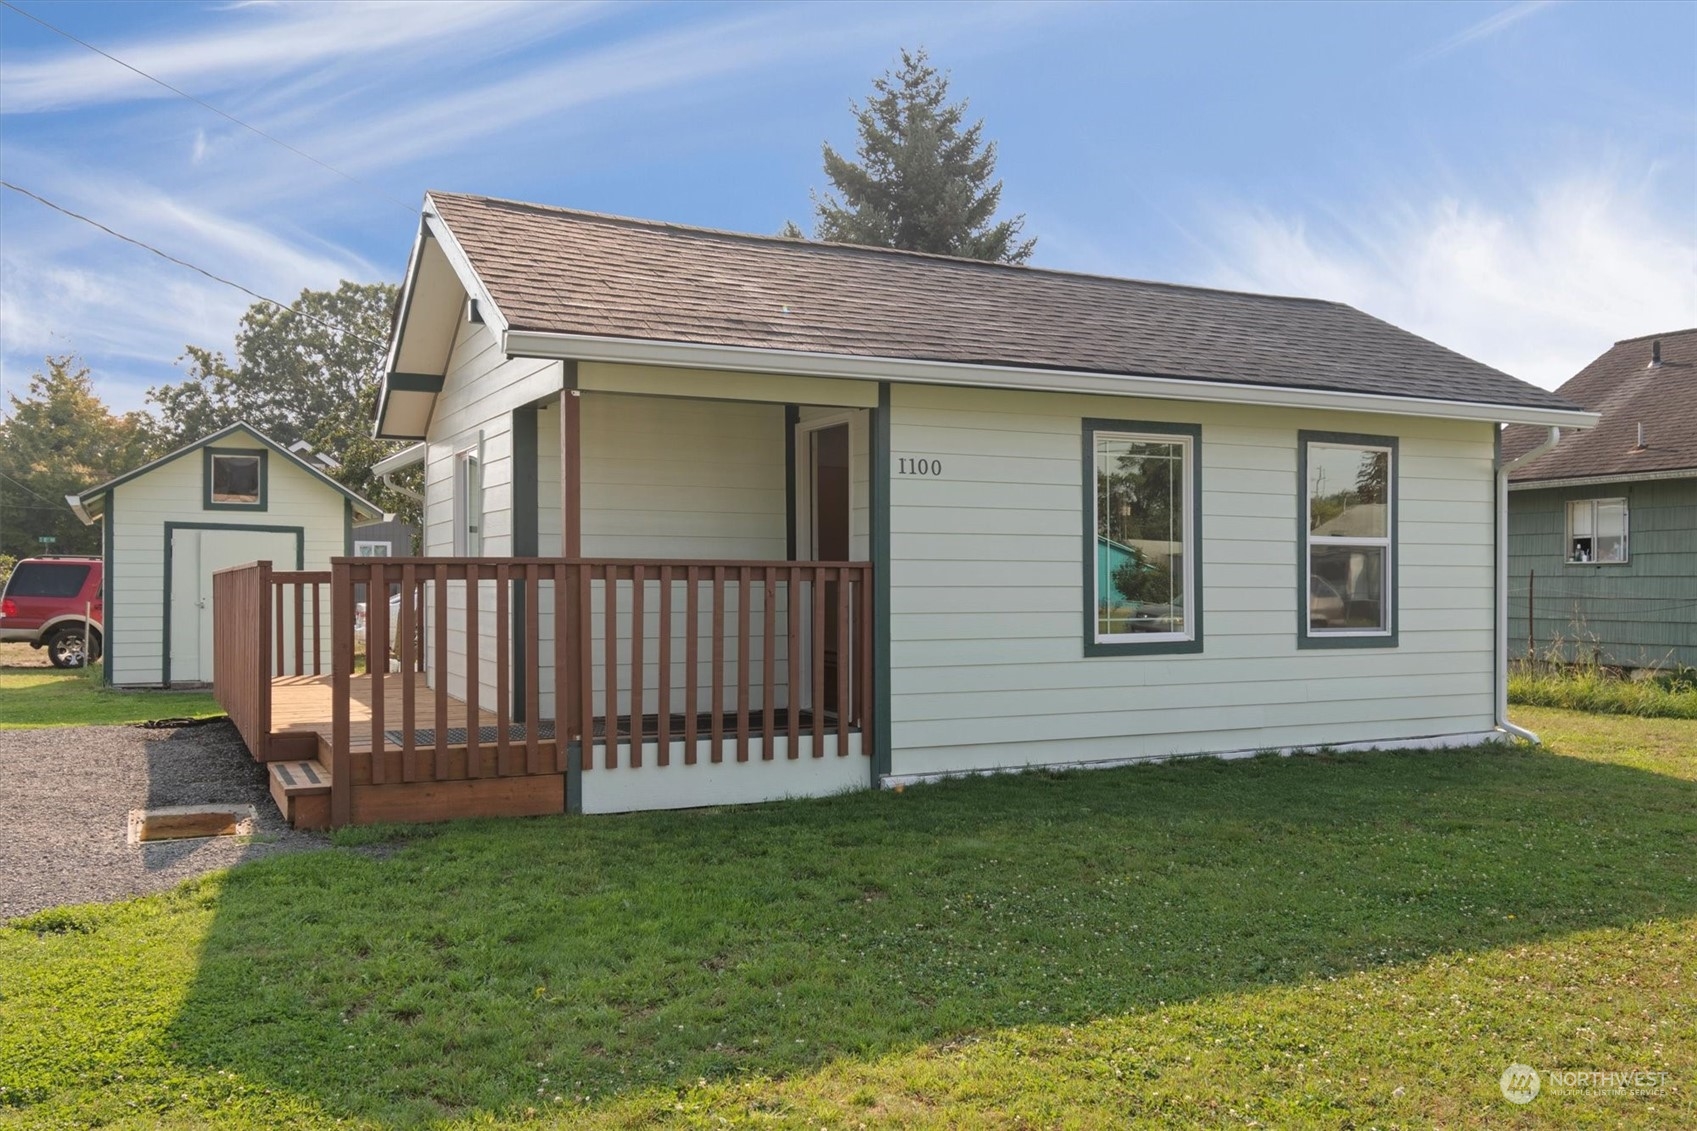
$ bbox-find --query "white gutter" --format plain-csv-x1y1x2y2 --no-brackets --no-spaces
372,442,426,505
65,494,96,527
504,328,1600,430
1495,426,1562,743
1509,466,1697,491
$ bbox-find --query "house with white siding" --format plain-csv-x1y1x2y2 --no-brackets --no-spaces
69,422,386,688
212,193,1597,829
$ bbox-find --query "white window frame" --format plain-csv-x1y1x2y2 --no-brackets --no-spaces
353,541,392,557
1088,424,1198,651
1302,436,1395,642
1565,497,1629,564
453,448,482,556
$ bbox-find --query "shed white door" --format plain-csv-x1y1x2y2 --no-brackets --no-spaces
169,528,297,684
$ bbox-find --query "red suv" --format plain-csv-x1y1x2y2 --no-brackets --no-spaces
0,556,104,668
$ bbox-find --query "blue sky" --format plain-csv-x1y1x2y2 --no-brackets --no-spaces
2,0,1693,414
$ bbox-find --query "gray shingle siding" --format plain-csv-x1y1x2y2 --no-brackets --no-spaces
1507,478,1697,669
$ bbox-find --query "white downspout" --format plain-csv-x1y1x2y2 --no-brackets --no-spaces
1496,426,1561,743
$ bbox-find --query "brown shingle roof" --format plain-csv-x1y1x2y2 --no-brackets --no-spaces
429,191,1579,413
1504,329,1697,482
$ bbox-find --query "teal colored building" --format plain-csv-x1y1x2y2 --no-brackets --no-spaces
1504,330,1697,670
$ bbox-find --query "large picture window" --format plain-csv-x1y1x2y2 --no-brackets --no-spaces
1300,432,1395,646
1566,498,1628,564
1084,419,1201,655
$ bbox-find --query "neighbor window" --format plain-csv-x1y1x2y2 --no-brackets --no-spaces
1085,419,1201,655
353,541,392,557
1301,432,1395,645
1566,498,1628,564
204,449,266,509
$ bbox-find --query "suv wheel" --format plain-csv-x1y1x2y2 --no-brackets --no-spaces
46,625,95,669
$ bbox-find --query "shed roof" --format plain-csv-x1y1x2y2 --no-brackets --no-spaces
418,191,1580,416
1504,329,1697,484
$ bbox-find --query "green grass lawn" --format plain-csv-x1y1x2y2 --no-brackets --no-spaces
2,707,1693,1128
0,667,223,729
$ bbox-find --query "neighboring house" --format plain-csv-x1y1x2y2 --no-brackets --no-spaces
67,422,387,687
213,192,1594,828
1503,330,1697,670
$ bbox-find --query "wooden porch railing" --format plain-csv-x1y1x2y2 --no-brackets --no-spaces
216,557,873,827
212,560,272,760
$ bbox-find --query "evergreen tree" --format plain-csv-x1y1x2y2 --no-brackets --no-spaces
0,356,151,558
805,48,1034,264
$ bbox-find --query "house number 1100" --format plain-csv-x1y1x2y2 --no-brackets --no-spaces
897,458,943,476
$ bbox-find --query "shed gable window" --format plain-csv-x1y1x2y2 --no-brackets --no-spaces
1084,419,1202,655
204,449,267,510
1300,433,1396,646
1566,498,1627,564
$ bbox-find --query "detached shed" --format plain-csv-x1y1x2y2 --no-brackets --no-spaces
68,422,386,687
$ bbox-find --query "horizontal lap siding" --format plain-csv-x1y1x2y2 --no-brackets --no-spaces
424,321,561,706
578,393,790,716
887,384,1498,776
109,443,348,686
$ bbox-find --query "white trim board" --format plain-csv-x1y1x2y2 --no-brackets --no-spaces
504,329,1598,430
880,729,1509,788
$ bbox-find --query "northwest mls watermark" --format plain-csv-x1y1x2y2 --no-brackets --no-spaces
1500,1063,1668,1104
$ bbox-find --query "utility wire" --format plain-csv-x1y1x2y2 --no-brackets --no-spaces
0,181,389,350
0,0,418,216
0,469,63,507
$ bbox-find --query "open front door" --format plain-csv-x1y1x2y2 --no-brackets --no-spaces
809,423,851,716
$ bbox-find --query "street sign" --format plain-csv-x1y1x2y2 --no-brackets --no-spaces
37,535,57,544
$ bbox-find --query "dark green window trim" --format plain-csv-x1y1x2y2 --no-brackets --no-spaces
870,382,892,781
1082,418,1204,657
1297,429,1399,650
161,521,305,686
203,447,269,512
512,404,540,722
101,490,115,686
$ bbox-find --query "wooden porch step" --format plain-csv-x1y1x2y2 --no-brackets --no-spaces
268,759,331,831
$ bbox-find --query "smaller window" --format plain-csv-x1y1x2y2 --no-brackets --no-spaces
209,452,263,506
353,541,392,557
1567,498,1628,564
1300,433,1396,646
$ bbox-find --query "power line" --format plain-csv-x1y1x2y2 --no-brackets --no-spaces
0,0,418,216
0,181,388,350
0,469,63,507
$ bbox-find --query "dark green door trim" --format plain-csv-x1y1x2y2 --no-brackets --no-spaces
512,404,540,722
784,405,800,561
162,522,305,687
870,382,892,782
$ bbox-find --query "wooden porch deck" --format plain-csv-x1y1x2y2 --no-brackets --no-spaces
269,674,837,753
271,673,501,754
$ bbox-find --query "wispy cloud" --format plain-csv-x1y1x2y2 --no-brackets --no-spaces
1196,167,1697,389
1408,0,1555,65
0,1,609,113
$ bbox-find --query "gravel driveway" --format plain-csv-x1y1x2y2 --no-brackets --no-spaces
0,719,325,920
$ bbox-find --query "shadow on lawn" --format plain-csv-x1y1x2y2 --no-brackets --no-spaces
164,742,1697,1124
